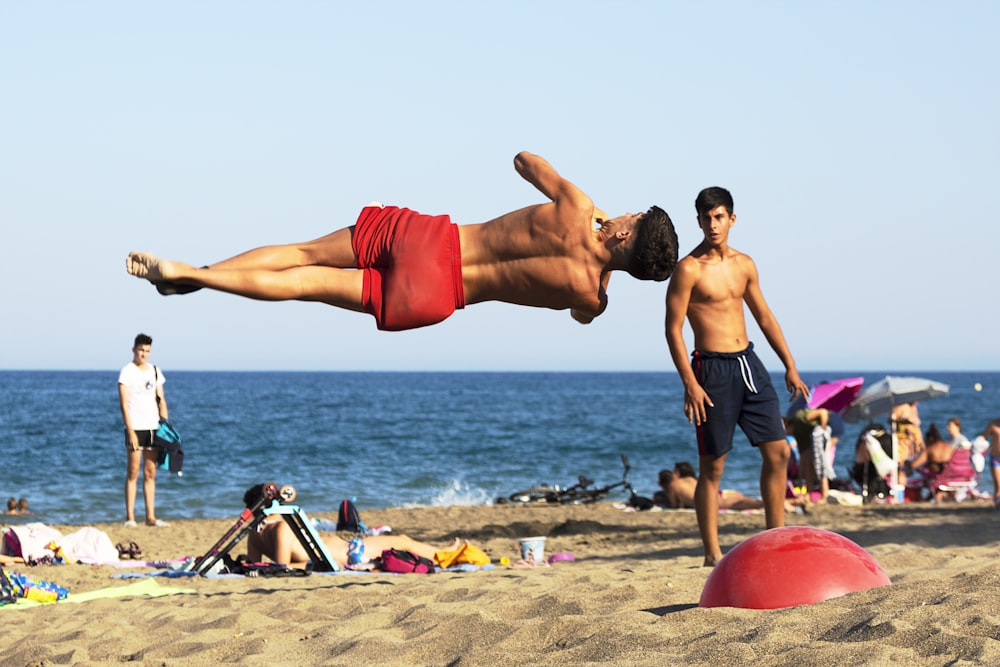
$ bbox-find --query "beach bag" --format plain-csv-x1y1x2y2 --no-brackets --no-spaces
336,499,365,533
378,548,435,574
2,524,64,561
0,567,17,606
627,494,656,511
4,570,70,603
154,420,185,474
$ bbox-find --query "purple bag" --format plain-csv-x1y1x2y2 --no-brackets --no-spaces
378,548,435,574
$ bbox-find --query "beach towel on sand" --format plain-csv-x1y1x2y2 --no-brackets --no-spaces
61,526,119,564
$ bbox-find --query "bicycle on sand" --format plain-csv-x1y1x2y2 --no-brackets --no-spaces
498,454,652,508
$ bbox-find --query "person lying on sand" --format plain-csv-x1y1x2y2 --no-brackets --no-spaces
246,517,462,569
240,485,459,568
658,462,803,513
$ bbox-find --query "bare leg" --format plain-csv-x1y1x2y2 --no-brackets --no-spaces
361,534,461,562
126,228,366,307
205,228,360,271
800,449,818,502
125,448,142,523
696,454,726,566
127,254,366,309
142,450,159,525
759,439,789,529
719,491,765,511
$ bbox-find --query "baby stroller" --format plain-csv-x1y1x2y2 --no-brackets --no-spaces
849,424,893,503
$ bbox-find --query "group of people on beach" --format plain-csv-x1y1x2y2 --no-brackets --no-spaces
850,404,1000,505
132,151,989,568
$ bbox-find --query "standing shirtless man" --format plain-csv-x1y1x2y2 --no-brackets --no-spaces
126,152,678,331
665,186,808,566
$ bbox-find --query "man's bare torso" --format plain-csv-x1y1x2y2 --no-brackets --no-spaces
458,201,604,312
680,246,753,353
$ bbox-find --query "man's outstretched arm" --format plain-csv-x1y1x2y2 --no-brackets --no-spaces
513,152,592,211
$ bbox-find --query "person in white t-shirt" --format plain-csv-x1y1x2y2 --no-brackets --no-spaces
117,333,169,527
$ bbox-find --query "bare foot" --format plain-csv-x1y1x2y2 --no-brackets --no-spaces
126,252,185,282
703,553,721,567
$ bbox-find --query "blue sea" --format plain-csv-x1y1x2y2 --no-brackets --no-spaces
0,370,995,526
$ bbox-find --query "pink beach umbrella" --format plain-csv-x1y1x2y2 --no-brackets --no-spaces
807,376,865,414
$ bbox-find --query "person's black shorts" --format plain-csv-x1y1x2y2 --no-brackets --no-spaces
692,343,786,457
125,428,156,452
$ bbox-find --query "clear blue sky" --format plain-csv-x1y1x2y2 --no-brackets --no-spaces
2,2,997,371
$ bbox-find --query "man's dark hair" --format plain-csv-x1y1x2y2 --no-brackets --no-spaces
133,333,153,347
674,461,697,478
694,187,734,217
627,205,678,281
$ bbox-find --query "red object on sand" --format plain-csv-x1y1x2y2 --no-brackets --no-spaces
699,526,891,609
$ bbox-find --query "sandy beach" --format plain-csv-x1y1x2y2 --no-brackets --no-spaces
3,501,999,666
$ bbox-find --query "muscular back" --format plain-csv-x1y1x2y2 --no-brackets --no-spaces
457,194,606,315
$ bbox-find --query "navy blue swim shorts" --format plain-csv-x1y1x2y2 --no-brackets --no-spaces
691,343,786,457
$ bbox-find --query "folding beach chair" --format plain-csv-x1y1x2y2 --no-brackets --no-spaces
187,482,340,575
926,446,979,502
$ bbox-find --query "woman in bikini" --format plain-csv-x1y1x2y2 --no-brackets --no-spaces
246,516,461,569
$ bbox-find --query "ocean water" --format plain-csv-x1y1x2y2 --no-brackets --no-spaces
0,370,995,526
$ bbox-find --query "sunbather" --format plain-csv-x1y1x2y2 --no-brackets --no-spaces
908,423,953,478
657,462,803,513
240,485,459,568
246,517,461,569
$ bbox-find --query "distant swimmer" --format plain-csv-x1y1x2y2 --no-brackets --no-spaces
126,152,678,331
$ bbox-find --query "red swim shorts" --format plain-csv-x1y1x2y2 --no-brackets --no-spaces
351,204,465,331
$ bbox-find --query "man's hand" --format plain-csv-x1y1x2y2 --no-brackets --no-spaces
684,382,714,425
785,369,810,402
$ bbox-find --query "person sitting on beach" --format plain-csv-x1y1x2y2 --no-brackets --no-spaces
907,423,953,479
240,486,461,569
125,152,679,331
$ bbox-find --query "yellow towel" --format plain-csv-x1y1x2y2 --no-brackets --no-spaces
434,543,490,568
